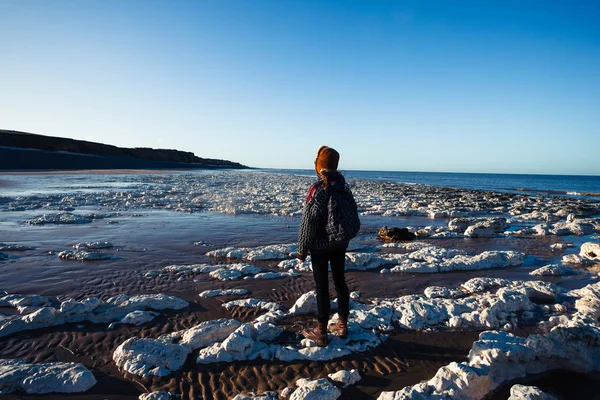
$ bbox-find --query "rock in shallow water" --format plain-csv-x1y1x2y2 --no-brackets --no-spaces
58,250,112,261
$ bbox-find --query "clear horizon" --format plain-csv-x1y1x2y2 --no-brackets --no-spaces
1,1,599,175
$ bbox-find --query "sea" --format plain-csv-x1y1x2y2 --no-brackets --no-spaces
264,169,600,198
1,169,600,199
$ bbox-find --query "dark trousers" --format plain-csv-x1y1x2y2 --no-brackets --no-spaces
311,247,349,322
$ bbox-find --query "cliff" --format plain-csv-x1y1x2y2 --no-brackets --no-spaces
0,130,248,170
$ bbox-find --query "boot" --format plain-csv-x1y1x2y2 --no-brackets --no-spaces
329,315,348,339
302,320,328,347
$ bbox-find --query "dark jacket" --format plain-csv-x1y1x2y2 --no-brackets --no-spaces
297,172,359,259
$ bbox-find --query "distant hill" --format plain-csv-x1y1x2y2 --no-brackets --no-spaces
0,130,249,170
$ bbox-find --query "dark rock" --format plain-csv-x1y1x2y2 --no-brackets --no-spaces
377,226,416,242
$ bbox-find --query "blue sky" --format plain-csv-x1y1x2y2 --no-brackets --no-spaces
1,1,599,174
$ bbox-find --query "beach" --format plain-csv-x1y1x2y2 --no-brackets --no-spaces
1,169,600,399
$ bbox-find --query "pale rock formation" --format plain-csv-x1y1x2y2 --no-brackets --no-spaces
208,263,263,281
206,244,297,261
533,224,551,236
88,294,188,323
172,318,242,349
508,384,558,400
407,246,465,263
529,264,577,276
561,254,593,265
209,269,243,281
514,211,561,222
0,294,50,308
0,243,35,251
449,217,507,234
380,242,430,250
222,298,281,313
278,257,312,272
378,277,600,400
139,392,172,400
26,213,92,225
550,220,595,236
73,241,113,250
114,318,241,376
4,294,186,336
58,250,111,261
113,337,189,376
580,242,600,262
289,291,318,315
550,242,572,251
232,391,279,400
0,359,96,394
379,325,600,400
424,286,464,299
327,369,361,387
439,251,523,272
0,307,59,338
253,270,299,279
199,289,249,298
290,378,341,400
197,321,283,364
121,311,159,326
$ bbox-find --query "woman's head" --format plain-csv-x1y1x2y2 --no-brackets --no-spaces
314,145,340,175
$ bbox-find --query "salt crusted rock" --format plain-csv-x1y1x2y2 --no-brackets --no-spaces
439,251,523,272
113,337,189,377
448,217,507,234
206,244,297,261
253,270,299,279
139,392,172,400
529,264,577,276
327,369,361,387
377,317,600,400
0,359,96,394
73,241,113,250
26,213,92,225
114,318,241,377
580,242,600,262
561,254,593,265
0,294,50,308
89,294,188,323
174,318,242,349
407,246,465,263
290,378,341,400
550,242,572,251
197,321,283,364
121,311,159,326
550,220,595,236
231,391,279,400
198,289,249,298
222,298,281,313
278,257,312,272
508,384,558,400
208,263,263,281
58,250,112,261
424,286,464,299
0,243,35,251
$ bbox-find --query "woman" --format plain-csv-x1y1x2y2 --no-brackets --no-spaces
297,145,360,347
